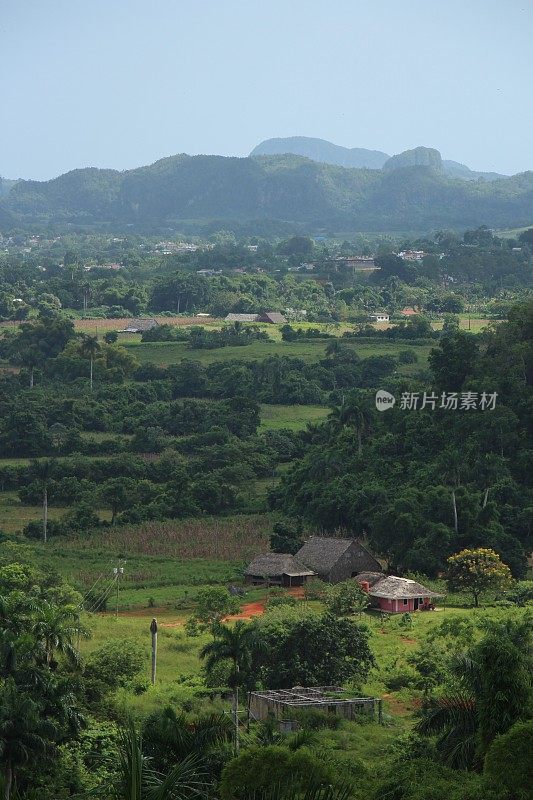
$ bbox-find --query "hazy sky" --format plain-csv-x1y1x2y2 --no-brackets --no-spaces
1,0,532,180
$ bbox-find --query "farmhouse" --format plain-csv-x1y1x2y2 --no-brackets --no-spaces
244,553,315,587
369,313,390,323
294,537,381,583
120,318,159,333
358,574,443,613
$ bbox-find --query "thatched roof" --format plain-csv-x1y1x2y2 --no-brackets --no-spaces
225,313,260,322
123,318,159,331
245,553,315,578
295,537,353,572
259,312,287,324
355,571,386,587
295,537,379,574
369,576,443,599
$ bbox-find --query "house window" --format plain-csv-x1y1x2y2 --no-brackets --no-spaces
403,599,408,605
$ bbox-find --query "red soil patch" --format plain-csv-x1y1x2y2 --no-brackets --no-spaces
223,600,266,621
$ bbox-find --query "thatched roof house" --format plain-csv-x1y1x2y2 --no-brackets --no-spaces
245,553,315,587
294,537,381,583
360,575,443,613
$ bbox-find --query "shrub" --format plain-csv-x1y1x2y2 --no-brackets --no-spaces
85,639,144,688
483,719,533,800
398,349,418,364
219,745,334,800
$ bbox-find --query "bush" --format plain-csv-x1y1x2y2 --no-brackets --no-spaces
23,519,64,540
398,349,418,364
483,719,533,800
291,709,343,730
219,745,334,800
85,639,144,689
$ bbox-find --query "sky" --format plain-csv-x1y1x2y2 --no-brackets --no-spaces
1,0,532,181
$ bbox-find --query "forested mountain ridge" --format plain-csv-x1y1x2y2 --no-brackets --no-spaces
1,153,533,231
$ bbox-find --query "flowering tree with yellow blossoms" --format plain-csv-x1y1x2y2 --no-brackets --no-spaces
446,548,512,607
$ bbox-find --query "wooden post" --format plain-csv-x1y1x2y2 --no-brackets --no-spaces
150,618,158,685
378,699,383,725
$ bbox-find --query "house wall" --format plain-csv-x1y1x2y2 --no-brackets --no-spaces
377,597,432,613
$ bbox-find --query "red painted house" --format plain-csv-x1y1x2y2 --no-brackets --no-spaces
356,573,443,613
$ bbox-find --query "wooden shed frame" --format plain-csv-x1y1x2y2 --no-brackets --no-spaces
248,687,381,723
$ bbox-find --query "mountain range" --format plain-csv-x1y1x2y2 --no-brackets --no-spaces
251,138,505,182
0,142,531,233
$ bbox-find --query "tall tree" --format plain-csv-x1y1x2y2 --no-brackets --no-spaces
0,681,53,800
79,334,100,390
200,622,257,753
31,601,88,667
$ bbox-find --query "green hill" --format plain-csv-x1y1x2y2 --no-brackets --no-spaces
2,153,532,232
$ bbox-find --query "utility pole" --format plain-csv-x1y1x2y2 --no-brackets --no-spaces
113,563,124,617
150,618,158,685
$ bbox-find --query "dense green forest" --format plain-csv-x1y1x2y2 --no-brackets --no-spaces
2,152,533,231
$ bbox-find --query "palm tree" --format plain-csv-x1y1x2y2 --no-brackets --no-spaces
19,346,41,389
31,601,89,667
0,680,54,800
416,633,530,769
111,722,207,800
28,459,56,544
200,621,257,753
142,707,232,775
80,334,100,390
328,394,373,454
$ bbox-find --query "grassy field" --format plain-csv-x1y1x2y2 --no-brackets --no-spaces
76,599,527,720
122,337,434,368
29,514,272,602
259,404,330,431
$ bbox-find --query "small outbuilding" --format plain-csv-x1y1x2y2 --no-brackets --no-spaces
359,575,443,613
244,553,315,587
224,313,260,322
249,687,380,722
294,537,381,583
121,318,159,333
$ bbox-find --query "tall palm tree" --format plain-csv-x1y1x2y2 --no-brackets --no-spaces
28,459,56,544
31,601,89,667
80,334,100,390
200,621,257,753
0,680,54,800
110,722,207,800
328,394,373,454
19,345,41,389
